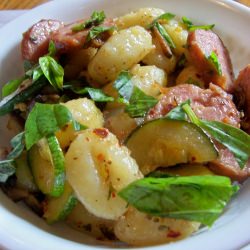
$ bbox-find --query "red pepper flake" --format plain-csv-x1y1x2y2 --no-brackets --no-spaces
111,192,116,198
93,128,108,138
97,153,105,162
167,230,181,238
191,156,196,162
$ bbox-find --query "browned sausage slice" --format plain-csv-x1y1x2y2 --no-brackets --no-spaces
147,83,240,127
187,29,234,93
21,19,63,63
234,65,250,133
147,84,250,181
51,19,114,54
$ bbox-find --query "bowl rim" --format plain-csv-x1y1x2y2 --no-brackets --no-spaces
0,0,250,249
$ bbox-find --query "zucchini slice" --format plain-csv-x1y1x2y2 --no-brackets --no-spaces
43,181,77,224
28,135,65,197
0,76,47,116
148,164,215,178
126,119,218,174
15,152,38,192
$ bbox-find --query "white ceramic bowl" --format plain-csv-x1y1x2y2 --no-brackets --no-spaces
0,0,250,249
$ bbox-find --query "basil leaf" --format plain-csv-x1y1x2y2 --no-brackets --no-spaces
48,41,56,56
79,87,114,102
176,53,186,69
86,26,115,43
25,103,79,150
189,24,215,31
182,16,214,31
23,60,33,72
0,76,47,116
148,12,175,29
182,103,250,168
113,71,133,101
0,159,16,183
119,176,239,226
207,51,222,76
72,10,106,32
7,132,25,160
154,22,175,49
64,85,114,102
113,71,158,117
39,56,64,90
1,77,25,98
32,66,44,82
182,16,193,27
165,100,190,120
125,86,158,118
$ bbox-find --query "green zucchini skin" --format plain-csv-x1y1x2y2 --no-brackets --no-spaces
126,118,218,175
0,77,47,116
28,136,65,197
43,182,77,224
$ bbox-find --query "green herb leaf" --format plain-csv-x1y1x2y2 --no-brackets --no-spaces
39,56,64,90
25,103,81,150
182,16,214,31
32,66,44,82
64,85,114,102
176,53,187,69
78,87,114,102
0,76,47,116
125,86,158,118
0,159,16,183
182,103,250,168
86,26,115,43
113,71,158,117
154,22,175,49
182,16,193,27
7,132,25,160
207,51,222,76
1,77,26,98
119,176,239,226
23,60,33,72
165,100,190,120
72,10,106,32
113,71,133,101
148,12,175,29
48,41,56,56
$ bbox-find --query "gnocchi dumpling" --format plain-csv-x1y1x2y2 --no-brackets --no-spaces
176,65,205,87
88,26,153,85
142,36,177,74
66,202,115,240
114,207,200,246
130,64,167,97
56,98,104,149
163,19,188,56
65,128,143,220
114,8,165,30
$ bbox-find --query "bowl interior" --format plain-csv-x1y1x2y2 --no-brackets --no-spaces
0,0,250,249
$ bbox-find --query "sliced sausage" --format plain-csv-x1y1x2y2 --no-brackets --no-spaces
233,65,250,133
147,84,250,181
21,19,63,63
147,83,240,127
51,19,114,54
187,29,234,93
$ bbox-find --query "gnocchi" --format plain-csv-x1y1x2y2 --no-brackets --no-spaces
65,128,143,219
88,26,153,85
56,98,104,149
114,8,165,29
114,207,200,246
